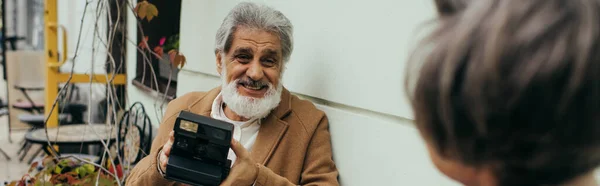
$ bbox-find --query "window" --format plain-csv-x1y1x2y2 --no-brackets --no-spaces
132,0,181,100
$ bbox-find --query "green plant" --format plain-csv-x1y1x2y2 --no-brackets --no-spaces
6,156,120,186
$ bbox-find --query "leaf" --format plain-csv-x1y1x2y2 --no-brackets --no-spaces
76,166,91,178
29,177,36,184
69,179,84,186
168,50,187,69
29,162,39,172
49,174,59,183
83,164,95,174
54,166,62,174
35,182,54,186
72,176,92,186
175,53,187,69
116,164,123,179
159,37,166,46
42,156,55,167
163,34,179,51
64,174,77,184
135,1,148,20
146,3,159,21
48,173,77,185
96,174,116,186
138,36,149,50
153,46,164,58
75,167,81,177
168,49,177,63
58,159,71,168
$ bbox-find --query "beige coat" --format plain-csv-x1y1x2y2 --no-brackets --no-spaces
125,87,339,186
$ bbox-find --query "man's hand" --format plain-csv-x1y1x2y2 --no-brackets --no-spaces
159,131,175,172
220,139,259,186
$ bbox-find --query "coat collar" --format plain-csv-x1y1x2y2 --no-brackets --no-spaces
186,86,292,164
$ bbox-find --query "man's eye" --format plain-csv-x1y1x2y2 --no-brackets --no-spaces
262,59,276,67
236,55,251,63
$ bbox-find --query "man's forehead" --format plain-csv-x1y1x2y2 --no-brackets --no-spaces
261,48,278,56
231,32,282,55
232,46,281,56
233,27,280,44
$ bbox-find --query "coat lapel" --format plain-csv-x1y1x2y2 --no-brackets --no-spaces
250,115,288,164
251,88,292,164
187,87,222,117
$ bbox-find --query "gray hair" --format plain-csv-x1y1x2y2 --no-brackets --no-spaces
215,2,294,63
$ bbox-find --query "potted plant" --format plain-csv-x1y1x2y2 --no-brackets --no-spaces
6,156,122,186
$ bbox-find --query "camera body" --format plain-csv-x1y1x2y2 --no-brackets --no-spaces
165,111,234,186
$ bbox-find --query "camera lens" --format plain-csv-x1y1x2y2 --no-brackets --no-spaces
212,129,226,140
177,139,188,148
196,145,207,156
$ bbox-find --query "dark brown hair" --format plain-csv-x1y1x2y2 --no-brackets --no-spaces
407,0,600,185
433,0,468,16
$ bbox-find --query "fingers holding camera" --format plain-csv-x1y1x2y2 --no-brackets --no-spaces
160,131,175,172
165,131,175,156
230,138,249,160
221,139,259,186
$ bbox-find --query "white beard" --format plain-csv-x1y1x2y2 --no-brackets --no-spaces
220,69,283,120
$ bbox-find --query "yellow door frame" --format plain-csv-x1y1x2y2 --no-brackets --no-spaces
44,0,127,128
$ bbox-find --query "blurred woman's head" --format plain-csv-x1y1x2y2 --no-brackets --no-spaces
407,0,600,185
433,0,468,16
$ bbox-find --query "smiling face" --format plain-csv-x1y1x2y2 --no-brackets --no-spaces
216,26,284,120
217,27,283,98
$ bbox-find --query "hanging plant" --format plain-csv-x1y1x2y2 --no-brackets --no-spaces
135,0,187,69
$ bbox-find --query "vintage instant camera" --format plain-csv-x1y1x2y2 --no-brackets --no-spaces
165,111,234,186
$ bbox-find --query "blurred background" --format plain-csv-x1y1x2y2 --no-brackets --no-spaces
0,1,597,186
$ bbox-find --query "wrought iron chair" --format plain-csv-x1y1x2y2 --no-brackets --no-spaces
105,102,153,178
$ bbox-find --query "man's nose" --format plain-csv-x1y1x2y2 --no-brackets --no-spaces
246,60,264,81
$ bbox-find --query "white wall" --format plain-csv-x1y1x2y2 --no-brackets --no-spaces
58,0,109,74
176,0,460,185
57,0,110,124
178,0,436,119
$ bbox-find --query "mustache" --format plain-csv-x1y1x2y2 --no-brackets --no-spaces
236,77,271,88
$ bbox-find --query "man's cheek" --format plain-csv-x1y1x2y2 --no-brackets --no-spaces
266,72,280,85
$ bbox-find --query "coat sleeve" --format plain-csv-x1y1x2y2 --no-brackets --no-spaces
125,94,197,186
254,116,340,186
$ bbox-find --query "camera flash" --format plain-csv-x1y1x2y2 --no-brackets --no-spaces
180,120,199,133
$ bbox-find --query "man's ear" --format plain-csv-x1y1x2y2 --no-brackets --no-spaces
216,51,223,76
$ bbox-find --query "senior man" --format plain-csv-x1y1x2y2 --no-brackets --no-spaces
126,2,339,186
